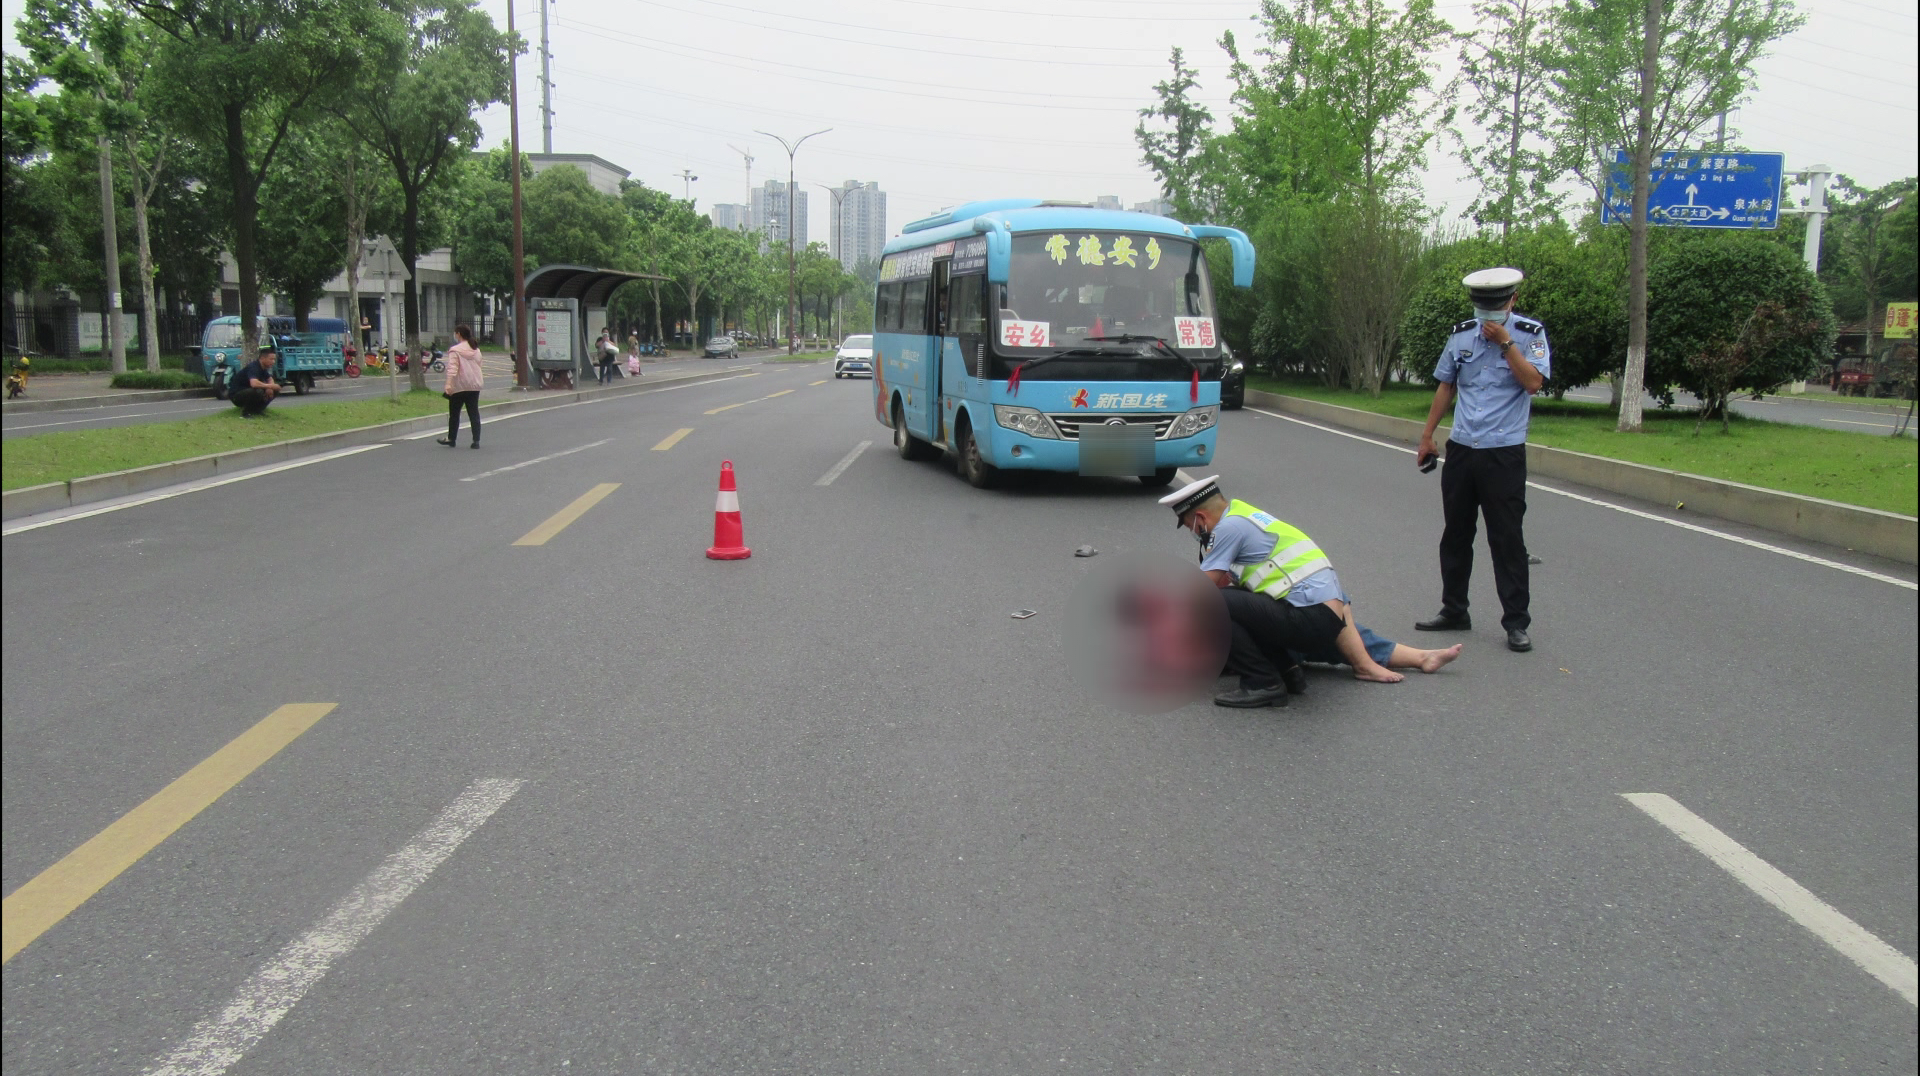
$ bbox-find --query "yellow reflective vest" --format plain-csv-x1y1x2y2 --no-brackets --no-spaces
1223,499,1333,600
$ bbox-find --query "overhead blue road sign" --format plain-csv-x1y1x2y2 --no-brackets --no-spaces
1601,150,1785,230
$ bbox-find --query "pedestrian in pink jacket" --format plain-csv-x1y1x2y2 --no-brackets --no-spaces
438,324,485,449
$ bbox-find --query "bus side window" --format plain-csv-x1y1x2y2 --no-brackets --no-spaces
949,275,984,335
900,279,929,336
876,283,898,331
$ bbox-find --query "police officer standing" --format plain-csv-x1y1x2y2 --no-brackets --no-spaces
1414,268,1549,653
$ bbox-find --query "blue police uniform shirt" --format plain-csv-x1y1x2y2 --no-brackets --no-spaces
1433,314,1550,449
1200,513,1346,608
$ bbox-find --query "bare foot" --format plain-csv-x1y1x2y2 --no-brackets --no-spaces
1353,662,1405,684
1418,644,1464,674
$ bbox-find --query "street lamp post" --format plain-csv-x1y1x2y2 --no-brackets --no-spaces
507,0,529,388
676,168,699,203
755,128,830,354
813,181,861,342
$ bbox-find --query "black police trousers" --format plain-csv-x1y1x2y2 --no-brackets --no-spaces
229,387,274,416
1439,440,1530,631
1221,588,1345,690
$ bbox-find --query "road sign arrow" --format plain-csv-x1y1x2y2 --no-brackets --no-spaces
1713,206,1730,219
1685,183,1699,206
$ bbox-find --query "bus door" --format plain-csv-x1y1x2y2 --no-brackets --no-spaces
944,269,987,440
928,258,951,442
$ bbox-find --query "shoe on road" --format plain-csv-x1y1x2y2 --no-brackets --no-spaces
1506,628,1533,652
1214,685,1291,708
1527,553,1543,565
1415,610,1471,631
1281,667,1309,695
436,437,455,447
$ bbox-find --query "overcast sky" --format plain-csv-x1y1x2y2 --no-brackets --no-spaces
458,0,1915,246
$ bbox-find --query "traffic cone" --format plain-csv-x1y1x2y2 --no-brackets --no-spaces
705,460,752,560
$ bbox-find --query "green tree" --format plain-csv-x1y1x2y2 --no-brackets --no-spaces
1135,47,1216,219
1547,0,1804,431
1455,0,1562,237
340,0,512,388
449,144,524,339
256,126,349,330
126,0,389,358
1644,234,1834,417
2,56,52,301
1821,176,1918,326
525,164,626,267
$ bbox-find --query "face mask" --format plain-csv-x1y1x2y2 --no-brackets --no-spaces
1474,307,1510,325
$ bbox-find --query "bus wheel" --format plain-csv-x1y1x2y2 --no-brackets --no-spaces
955,421,999,489
1141,467,1178,488
893,400,937,461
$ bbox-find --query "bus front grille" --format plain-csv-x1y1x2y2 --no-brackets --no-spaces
1046,413,1179,441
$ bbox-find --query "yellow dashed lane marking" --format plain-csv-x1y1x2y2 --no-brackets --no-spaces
809,380,828,386
514,483,620,546
704,402,747,415
2,703,337,963
652,428,694,451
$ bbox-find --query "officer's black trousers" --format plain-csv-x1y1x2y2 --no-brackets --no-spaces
1439,440,1530,631
1220,588,1344,690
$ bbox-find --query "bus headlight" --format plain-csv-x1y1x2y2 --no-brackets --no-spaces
1168,405,1218,439
994,404,1061,440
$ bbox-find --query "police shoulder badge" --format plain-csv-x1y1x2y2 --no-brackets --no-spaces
1451,319,1477,334
1511,317,1541,334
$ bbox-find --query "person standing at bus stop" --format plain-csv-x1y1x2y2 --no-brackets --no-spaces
1414,267,1550,653
438,323,484,449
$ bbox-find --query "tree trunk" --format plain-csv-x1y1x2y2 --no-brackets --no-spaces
293,281,311,330
403,184,424,391
97,134,127,374
344,152,366,359
1618,0,1662,433
130,171,161,373
225,103,263,360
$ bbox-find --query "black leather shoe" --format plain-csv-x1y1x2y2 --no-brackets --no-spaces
1415,610,1470,631
1527,553,1542,565
1506,628,1533,652
1214,685,1291,708
436,436,455,447
1281,667,1309,695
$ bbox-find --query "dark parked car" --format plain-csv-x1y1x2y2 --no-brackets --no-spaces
1220,344,1245,410
704,336,739,359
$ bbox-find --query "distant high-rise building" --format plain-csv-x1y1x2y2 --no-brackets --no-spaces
828,181,887,270
1131,198,1176,217
712,203,749,232
1094,195,1123,211
750,180,808,254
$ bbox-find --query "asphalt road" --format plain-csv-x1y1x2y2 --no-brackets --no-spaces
4,362,1914,1074
0,352,780,440
1560,384,1919,436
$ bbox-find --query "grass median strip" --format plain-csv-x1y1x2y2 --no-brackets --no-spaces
2,390,449,491
1250,377,1919,516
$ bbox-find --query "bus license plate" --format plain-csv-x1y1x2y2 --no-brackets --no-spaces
1078,423,1156,477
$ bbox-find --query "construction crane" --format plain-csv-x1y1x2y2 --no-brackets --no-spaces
726,143,754,223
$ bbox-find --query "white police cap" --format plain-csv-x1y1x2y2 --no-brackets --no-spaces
1158,474,1221,526
1462,267,1523,306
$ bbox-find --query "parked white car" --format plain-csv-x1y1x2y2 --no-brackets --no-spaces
833,334,874,379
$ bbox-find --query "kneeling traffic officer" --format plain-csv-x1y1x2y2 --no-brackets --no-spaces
1161,476,1403,708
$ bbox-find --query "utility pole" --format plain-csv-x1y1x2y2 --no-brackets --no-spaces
814,182,858,341
676,168,698,203
1797,165,1831,274
96,133,126,374
539,0,553,154
756,128,830,354
508,0,529,388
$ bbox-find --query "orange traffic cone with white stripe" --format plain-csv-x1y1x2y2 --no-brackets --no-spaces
705,460,751,560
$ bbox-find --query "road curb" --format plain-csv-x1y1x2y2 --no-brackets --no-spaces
3,387,213,413
1244,389,1919,566
2,366,753,522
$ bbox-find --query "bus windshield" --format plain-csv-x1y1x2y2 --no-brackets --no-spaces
1000,232,1217,353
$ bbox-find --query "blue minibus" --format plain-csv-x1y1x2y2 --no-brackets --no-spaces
870,199,1253,488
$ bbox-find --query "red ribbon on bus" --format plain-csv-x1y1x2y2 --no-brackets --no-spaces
1007,362,1023,396
1190,370,1199,402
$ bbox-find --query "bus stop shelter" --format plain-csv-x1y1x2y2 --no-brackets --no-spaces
521,265,668,387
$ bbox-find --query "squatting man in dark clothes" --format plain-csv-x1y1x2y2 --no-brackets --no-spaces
229,346,280,417
1160,477,1461,709
1416,267,1550,653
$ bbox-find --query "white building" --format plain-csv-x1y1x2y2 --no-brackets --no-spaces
750,179,808,253
1094,195,1123,211
828,181,887,270
1131,197,1176,217
528,152,630,195
711,203,749,232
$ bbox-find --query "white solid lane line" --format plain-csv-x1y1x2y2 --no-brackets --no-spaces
461,439,612,481
816,440,873,486
1243,407,1918,592
397,371,766,440
2,444,391,536
1622,793,1918,1007
4,404,227,430
142,778,525,1076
